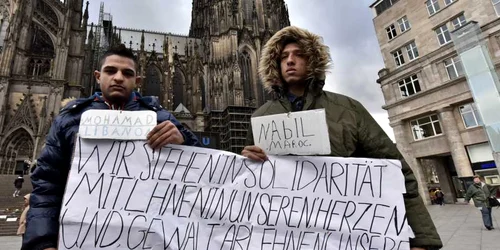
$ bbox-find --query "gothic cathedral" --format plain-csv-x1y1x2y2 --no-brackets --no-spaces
0,0,290,174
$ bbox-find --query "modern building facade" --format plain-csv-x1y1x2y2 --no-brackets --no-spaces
0,0,290,174
370,0,500,203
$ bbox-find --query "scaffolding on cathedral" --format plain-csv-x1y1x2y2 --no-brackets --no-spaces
89,2,114,93
206,106,256,154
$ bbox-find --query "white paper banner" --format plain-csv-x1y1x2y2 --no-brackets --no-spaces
79,110,157,140
58,138,411,250
251,109,331,155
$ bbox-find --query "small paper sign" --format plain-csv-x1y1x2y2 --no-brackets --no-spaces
79,110,157,140
251,109,330,155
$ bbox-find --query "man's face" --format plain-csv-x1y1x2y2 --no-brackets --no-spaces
280,43,308,86
474,177,481,184
94,55,138,104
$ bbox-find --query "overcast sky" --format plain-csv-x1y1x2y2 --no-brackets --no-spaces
87,0,394,141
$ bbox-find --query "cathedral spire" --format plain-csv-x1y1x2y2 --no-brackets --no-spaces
189,0,207,38
140,30,145,52
82,1,89,29
88,23,94,45
194,40,199,58
163,35,168,56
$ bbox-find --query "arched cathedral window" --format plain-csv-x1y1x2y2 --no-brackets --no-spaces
239,51,253,101
28,59,51,77
143,65,162,104
173,67,185,109
0,18,4,48
36,0,59,26
27,24,54,77
200,76,206,110
0,128,33,175
29,25,54,57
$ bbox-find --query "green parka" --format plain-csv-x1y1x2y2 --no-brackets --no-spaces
465,182,496,208
246,26,443,249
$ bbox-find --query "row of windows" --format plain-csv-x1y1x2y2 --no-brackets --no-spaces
426,0,456,16
384,0,460,42
385,0,498,45
377,0,500,18
410,103,482,141
389,13,466,69
396,55,464,98
436,14,466,46
375,0,400,16
377,0,454,20
427,0,500,17
392,41,419,67
386,16,410,40
428,0,500,17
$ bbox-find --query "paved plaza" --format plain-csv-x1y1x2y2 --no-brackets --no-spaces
0,204,498,250
427,204,500,250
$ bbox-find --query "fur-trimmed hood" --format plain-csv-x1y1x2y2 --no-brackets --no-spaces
61,97,76,107
259,26,331,93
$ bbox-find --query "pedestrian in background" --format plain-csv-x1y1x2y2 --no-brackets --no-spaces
13,175,24,197
17,194,30,241
465,175,498,230
435,188,445,206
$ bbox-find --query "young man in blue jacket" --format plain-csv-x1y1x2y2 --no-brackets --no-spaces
22,44,201,250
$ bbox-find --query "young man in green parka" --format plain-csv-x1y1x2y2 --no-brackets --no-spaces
242,26,443,250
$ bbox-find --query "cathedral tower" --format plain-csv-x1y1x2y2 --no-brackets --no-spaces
188,0,290,110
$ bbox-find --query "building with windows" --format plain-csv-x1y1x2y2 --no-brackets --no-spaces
370,0,500,203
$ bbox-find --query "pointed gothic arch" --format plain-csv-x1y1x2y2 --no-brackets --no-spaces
27,23,55,77
239,51,252,98
199,75,206,110
0,127,34,175
35,0,60,27
143,64,163,104
29,23,55,57
173,65,186,109
0,14,7,48
223,74,229,105
3,94,38,134
238,44,260,106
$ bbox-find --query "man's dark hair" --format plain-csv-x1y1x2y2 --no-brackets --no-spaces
280,36,300,49
99,44,138,70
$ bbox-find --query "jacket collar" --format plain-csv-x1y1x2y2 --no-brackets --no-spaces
92,91,141,110
278,79,323,112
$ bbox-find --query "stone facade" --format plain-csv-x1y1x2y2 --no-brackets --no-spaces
0,0,88,174
371,0,500,203
0,0,290,174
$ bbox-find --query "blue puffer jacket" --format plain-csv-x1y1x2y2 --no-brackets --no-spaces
22,92,201,250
